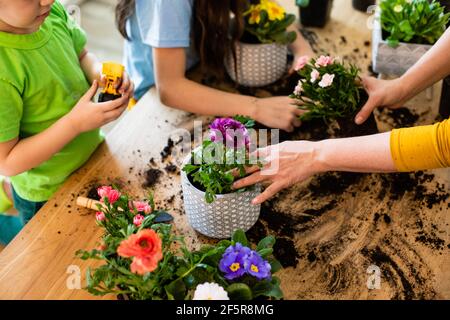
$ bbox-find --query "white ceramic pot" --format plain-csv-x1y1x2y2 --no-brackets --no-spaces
372,8,432,76
181,151,261,239
225,41,288,87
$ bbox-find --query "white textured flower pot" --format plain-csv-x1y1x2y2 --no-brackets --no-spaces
372,8,432,76
181,153,261,239
225,41,288,87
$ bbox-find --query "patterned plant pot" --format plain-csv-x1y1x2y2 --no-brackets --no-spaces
225,41,287,87
372,8,432,76
181,151,261,239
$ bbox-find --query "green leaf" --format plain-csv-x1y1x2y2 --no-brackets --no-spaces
269,259,283,274
256,235,275,251
232,229,249,247
226,283,253,300
165,278,187,300
257,248,273,259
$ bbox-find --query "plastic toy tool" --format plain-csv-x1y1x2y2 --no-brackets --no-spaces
98,62,125,103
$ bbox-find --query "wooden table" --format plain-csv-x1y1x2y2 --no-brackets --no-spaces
0,0,448,300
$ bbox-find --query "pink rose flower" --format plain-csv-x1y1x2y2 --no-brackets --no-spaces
132,201,152,214
318,73,335,88
294,55,310,71
294,80,303,95
310,69,320,83
315,55,334,68
96,211,106,222
97,186,121,204
133,214,145,227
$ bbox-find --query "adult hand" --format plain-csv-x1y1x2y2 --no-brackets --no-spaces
232,141,323,205
355,76,409,125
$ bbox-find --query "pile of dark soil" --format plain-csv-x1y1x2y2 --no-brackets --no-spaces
142,169,163,189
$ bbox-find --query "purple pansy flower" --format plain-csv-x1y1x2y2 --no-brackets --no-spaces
244,251,271,280
219,243,251,280
209,118,250,148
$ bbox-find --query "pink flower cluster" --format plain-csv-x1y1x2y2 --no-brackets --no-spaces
94,186,152,227
97,186,121,204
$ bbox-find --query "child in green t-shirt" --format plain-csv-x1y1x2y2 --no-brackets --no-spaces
0,0,134,245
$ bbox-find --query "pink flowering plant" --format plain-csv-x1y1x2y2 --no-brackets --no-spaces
290,55,365,121
182,117,260,203
76,187,283,300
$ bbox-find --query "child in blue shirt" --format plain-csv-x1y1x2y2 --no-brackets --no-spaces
117,0,314,132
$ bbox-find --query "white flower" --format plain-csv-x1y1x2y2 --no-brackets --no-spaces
318,73,335,88
294,80,303,95
394,4,403,13
310,69,320,83
193,282,229,300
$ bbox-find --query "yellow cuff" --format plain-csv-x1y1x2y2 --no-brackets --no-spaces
390,119,450,172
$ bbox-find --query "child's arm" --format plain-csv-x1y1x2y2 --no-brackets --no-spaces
79,48,134,96
153,48,303,132
0,81,129,177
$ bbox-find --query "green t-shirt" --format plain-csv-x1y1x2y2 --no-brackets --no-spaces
0,2,103,202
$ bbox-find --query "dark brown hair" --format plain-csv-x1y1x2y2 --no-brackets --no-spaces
116,0,135,40
115,0,246,79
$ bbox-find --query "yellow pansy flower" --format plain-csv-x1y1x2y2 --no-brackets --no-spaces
245,4,262,24
263,0,285,21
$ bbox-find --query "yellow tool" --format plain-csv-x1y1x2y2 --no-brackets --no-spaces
98,62,137,109
98,62,124,103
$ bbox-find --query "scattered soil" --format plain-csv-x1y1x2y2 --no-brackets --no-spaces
142,169,163,189
164,163,178,174
386,108,420,128
160,138,174,161
273,237,300,268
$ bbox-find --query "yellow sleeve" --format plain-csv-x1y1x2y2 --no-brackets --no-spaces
390,118,450,171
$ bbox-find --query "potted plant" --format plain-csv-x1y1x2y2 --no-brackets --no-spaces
372,0,450,76
76,186,283,300
181,117,262,239
296,0,334,28
290,55,378,137
225,0,297,87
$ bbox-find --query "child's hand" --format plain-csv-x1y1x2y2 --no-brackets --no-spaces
66,80,129,134
99,71,134,97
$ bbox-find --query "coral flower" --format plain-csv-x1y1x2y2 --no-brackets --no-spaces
117,229,163,275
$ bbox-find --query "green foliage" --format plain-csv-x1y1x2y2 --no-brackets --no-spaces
182,117,259,204
75,189,283,300
380,0,450,47
243,0,297,45
290,57,364,121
